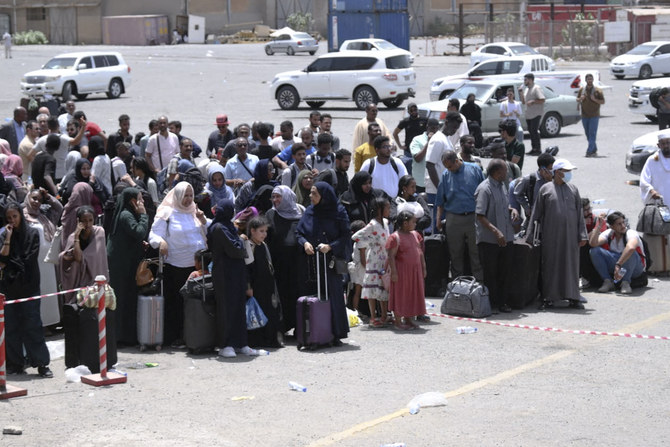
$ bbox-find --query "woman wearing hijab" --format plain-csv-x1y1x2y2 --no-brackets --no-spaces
89,135,112,197
296,181,351,345
208,199,264,358
59,158,107,207
107,187,149,345
205,165,234,205
59,205,115,371
23,187,63,326
292,169,314,209
266,185,304,333
60,182,98,249
234,159,276,213
0,202,53,377
0,138,11,156
149,182,208,347
1,154,26,202
339,171,388,224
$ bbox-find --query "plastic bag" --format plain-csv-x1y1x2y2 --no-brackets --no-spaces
407,392,448,414
246,296,268,330
346,308,360,327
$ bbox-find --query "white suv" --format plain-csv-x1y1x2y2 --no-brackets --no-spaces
21,51,131,101
270,49,416,110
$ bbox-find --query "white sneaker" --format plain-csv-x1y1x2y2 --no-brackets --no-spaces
237,346,268,356
218,346,236,358
620,281,632,294
598,279,615,293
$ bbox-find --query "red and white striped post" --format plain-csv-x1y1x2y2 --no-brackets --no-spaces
81,276,126,387
0,293,27,399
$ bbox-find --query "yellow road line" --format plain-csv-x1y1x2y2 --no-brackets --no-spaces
306,310,670,447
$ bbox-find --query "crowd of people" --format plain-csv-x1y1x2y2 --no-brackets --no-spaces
0,92,660,376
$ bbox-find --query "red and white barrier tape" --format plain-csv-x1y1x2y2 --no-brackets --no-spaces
4,287,88,305
427,312,670,341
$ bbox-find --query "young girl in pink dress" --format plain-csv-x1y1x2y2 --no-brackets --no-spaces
386,210,426,330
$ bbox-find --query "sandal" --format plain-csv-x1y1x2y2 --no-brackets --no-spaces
369,318,384,328
416,315,431,323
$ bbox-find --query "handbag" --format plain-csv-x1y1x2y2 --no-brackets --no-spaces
44,226,63,264
636,198,670,235
246,296,268,330
138,257,163,296
440,276,492,318
136,258,158,287
179,273,215,302
331,256,349,275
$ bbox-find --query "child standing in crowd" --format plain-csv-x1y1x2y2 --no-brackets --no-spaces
352,197,391,328
188,249,211,280
347,220,366,319
245,216,283,348
386,210,426,331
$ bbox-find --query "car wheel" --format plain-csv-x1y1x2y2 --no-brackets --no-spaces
265,46,274,56
306,101,325,109
614,75,625,80
277,86,300,110
309,51,316,56
382,97,404,109
61,82,74,101
287,46,295,56
639,64,652,79
354,86,379,110
645,114,659,123
540,112,562,138
75,94,88,100
106,78,123,99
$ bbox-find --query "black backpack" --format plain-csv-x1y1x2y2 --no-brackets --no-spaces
177,166,205,196
649,87,664,109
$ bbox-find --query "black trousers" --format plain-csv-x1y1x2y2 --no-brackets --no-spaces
478,242,513,308
162,263,193,345
5,300,50,370
526,116,541,152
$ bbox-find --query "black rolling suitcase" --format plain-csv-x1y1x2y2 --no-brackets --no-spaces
181,273,217,354
424,233,450,296
509,240,541,309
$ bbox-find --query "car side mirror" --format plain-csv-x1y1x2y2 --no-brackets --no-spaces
77,63,87,70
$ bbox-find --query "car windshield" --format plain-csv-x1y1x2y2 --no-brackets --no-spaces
450,84,495,101
374,40,398,50
509,45,538,56
627,44,657,55
43,57,77,69
293,33,312,40
386,55,410,69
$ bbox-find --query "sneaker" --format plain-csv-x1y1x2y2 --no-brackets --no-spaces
598,279,615,293
37,366,53,378
218,346,236,358
569,300,585,310
585,152,597,158
579,295,588,303
579,277,591,289
499,304,512,313
236,346,267,356
620,281,632,294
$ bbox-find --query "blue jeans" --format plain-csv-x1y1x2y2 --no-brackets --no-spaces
582,116,599,154
589,247,644,282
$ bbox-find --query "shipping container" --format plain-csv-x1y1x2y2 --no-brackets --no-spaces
328,11,409,51
329,0,408,13
102,15,169,46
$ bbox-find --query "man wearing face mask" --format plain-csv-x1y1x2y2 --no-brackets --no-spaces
527,158,588,310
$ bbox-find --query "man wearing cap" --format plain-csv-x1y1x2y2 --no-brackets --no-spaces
519,73,545,156
145,115,179,175
527,158,588,310
206,114,234,158
409,118,440,194
639,131,670,274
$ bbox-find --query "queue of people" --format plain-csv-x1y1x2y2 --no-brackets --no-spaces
0,100,659,378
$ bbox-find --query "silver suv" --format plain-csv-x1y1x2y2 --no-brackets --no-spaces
21,51,131,101
270,49,416,110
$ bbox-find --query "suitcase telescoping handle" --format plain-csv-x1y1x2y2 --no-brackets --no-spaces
315,249,328,302
159,255,164,297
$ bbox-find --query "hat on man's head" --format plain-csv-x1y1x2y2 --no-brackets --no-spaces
215,114,230,126
552,158,577,172
658,130,670,141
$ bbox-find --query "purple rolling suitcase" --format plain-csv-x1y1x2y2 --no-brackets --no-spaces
296,252,333,350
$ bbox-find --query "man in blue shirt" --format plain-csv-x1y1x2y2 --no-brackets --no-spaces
0,107,27,154
435,150,485,280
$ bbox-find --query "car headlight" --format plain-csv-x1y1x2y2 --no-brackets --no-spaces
20,77,26,83
44,75,61,82
271,77,278,85
432,80,443,88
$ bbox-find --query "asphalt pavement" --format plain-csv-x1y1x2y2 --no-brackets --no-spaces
1,42,669,446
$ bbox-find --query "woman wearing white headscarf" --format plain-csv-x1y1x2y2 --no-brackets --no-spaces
265,185,304,333
149,181,209,347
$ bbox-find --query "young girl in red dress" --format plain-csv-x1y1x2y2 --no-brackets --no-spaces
386,211,426,330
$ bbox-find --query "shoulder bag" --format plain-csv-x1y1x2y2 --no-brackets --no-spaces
636,198,670,235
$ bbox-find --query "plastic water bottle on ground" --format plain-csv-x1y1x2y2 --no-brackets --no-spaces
380,443,407,447
289,381,307,392
455,326,478,334
592,199,606,205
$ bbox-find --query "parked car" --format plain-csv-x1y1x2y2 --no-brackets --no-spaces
470,42,549,67
20,51,131,101
417,79,580,138
628,78,670,122
626,130,662,174
610,41,670,79
265,31,319,56
270,49,416,110
339,38,414,63
430,55,555,101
